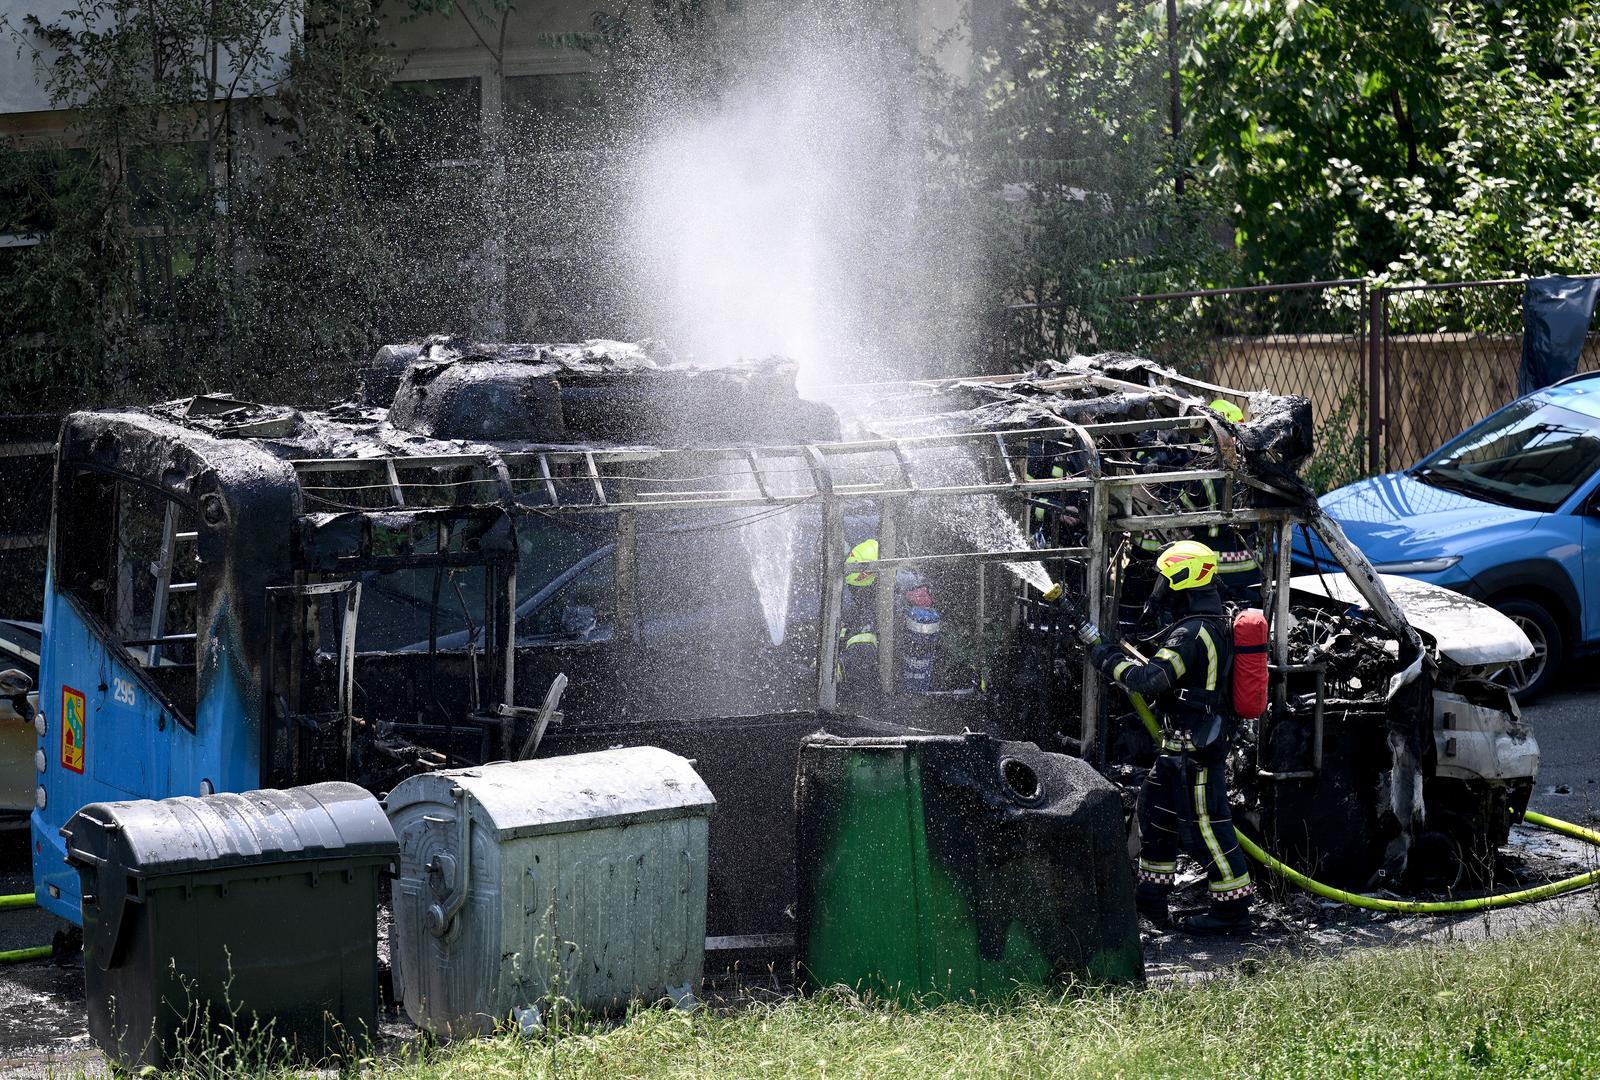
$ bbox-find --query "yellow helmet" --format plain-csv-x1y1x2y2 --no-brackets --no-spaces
844,538,879,587
1208,398,1245,424
1156,540,1219,591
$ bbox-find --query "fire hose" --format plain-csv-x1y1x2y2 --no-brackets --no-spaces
1239,811,1600,913
1111,676,1600,912
0,892,49,965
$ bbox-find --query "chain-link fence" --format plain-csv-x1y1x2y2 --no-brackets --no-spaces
1003,275,1600,489
1377,278,1600,470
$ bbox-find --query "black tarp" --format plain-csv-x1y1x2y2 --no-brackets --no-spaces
1519,274,1600,395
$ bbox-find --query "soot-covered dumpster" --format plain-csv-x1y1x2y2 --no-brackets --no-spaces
386,748,715,1035
62,783,395,1070
796,733,1141,1001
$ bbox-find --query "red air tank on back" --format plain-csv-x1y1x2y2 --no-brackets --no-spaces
1231,608,1270,720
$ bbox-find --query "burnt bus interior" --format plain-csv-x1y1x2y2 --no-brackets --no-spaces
278,431,1105,791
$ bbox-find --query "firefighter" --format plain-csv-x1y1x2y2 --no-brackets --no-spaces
837,539,881,699
1077,539,1254,935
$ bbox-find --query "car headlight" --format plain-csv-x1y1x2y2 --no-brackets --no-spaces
1372,556,1462,574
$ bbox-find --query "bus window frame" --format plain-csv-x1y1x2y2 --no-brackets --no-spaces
53,463,203,731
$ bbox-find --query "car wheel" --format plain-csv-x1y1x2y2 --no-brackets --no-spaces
1490,599,1563,701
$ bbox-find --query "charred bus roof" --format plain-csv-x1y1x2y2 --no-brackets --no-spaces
55,340,1314,522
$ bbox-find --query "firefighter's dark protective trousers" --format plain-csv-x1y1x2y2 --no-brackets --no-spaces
1135,752,1253,902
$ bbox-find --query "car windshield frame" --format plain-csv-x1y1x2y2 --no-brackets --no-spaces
1410,398,1600,513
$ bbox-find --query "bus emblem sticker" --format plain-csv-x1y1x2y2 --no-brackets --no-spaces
61,686,85,774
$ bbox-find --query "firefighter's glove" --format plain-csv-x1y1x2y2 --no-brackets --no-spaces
1075,620,1103,647
1090,641,1124,675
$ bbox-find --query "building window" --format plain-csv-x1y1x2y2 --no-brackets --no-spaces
503,72,601,154
126,142,208,323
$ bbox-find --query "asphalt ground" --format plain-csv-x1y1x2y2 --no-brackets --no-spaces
0,679,1592,1072
1522,669,1600,823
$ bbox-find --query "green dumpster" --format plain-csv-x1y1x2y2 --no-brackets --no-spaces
796,733,1141,1002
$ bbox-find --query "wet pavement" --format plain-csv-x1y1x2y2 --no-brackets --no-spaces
1143,821,1600,983
0,826,92,1077
0,676,1595,1072
1522,669,1600,824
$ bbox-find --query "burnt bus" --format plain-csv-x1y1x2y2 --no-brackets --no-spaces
30,341,1537,929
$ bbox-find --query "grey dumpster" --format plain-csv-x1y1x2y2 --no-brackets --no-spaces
386,747,715,1035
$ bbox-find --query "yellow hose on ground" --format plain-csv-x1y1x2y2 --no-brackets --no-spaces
0,893,37,911
1238,810,1600,914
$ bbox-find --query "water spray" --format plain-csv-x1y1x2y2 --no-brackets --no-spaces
621,3,980,384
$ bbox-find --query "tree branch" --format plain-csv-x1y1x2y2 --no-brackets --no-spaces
1387,86,1419,176
456,3,501,66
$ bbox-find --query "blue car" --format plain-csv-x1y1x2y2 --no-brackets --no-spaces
1296,371,1600,699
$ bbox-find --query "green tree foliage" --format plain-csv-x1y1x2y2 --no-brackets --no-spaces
0,0,308,408
1342,3,1600,282
966,1,1238,360
1189,0,1600,282
0,142,124,408
0,0,499,412
224,2,409,401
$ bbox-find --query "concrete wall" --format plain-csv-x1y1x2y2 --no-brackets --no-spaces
0,0,296,123
384,1,598,84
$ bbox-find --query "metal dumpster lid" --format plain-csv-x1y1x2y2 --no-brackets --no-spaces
62,782,397,878
386,746,716,841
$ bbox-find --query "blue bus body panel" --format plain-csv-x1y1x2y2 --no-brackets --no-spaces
31,586,259,925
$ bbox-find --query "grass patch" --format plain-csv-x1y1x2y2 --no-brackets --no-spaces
380,918,1600,1079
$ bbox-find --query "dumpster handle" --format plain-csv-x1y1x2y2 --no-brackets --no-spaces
426,786,473,937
